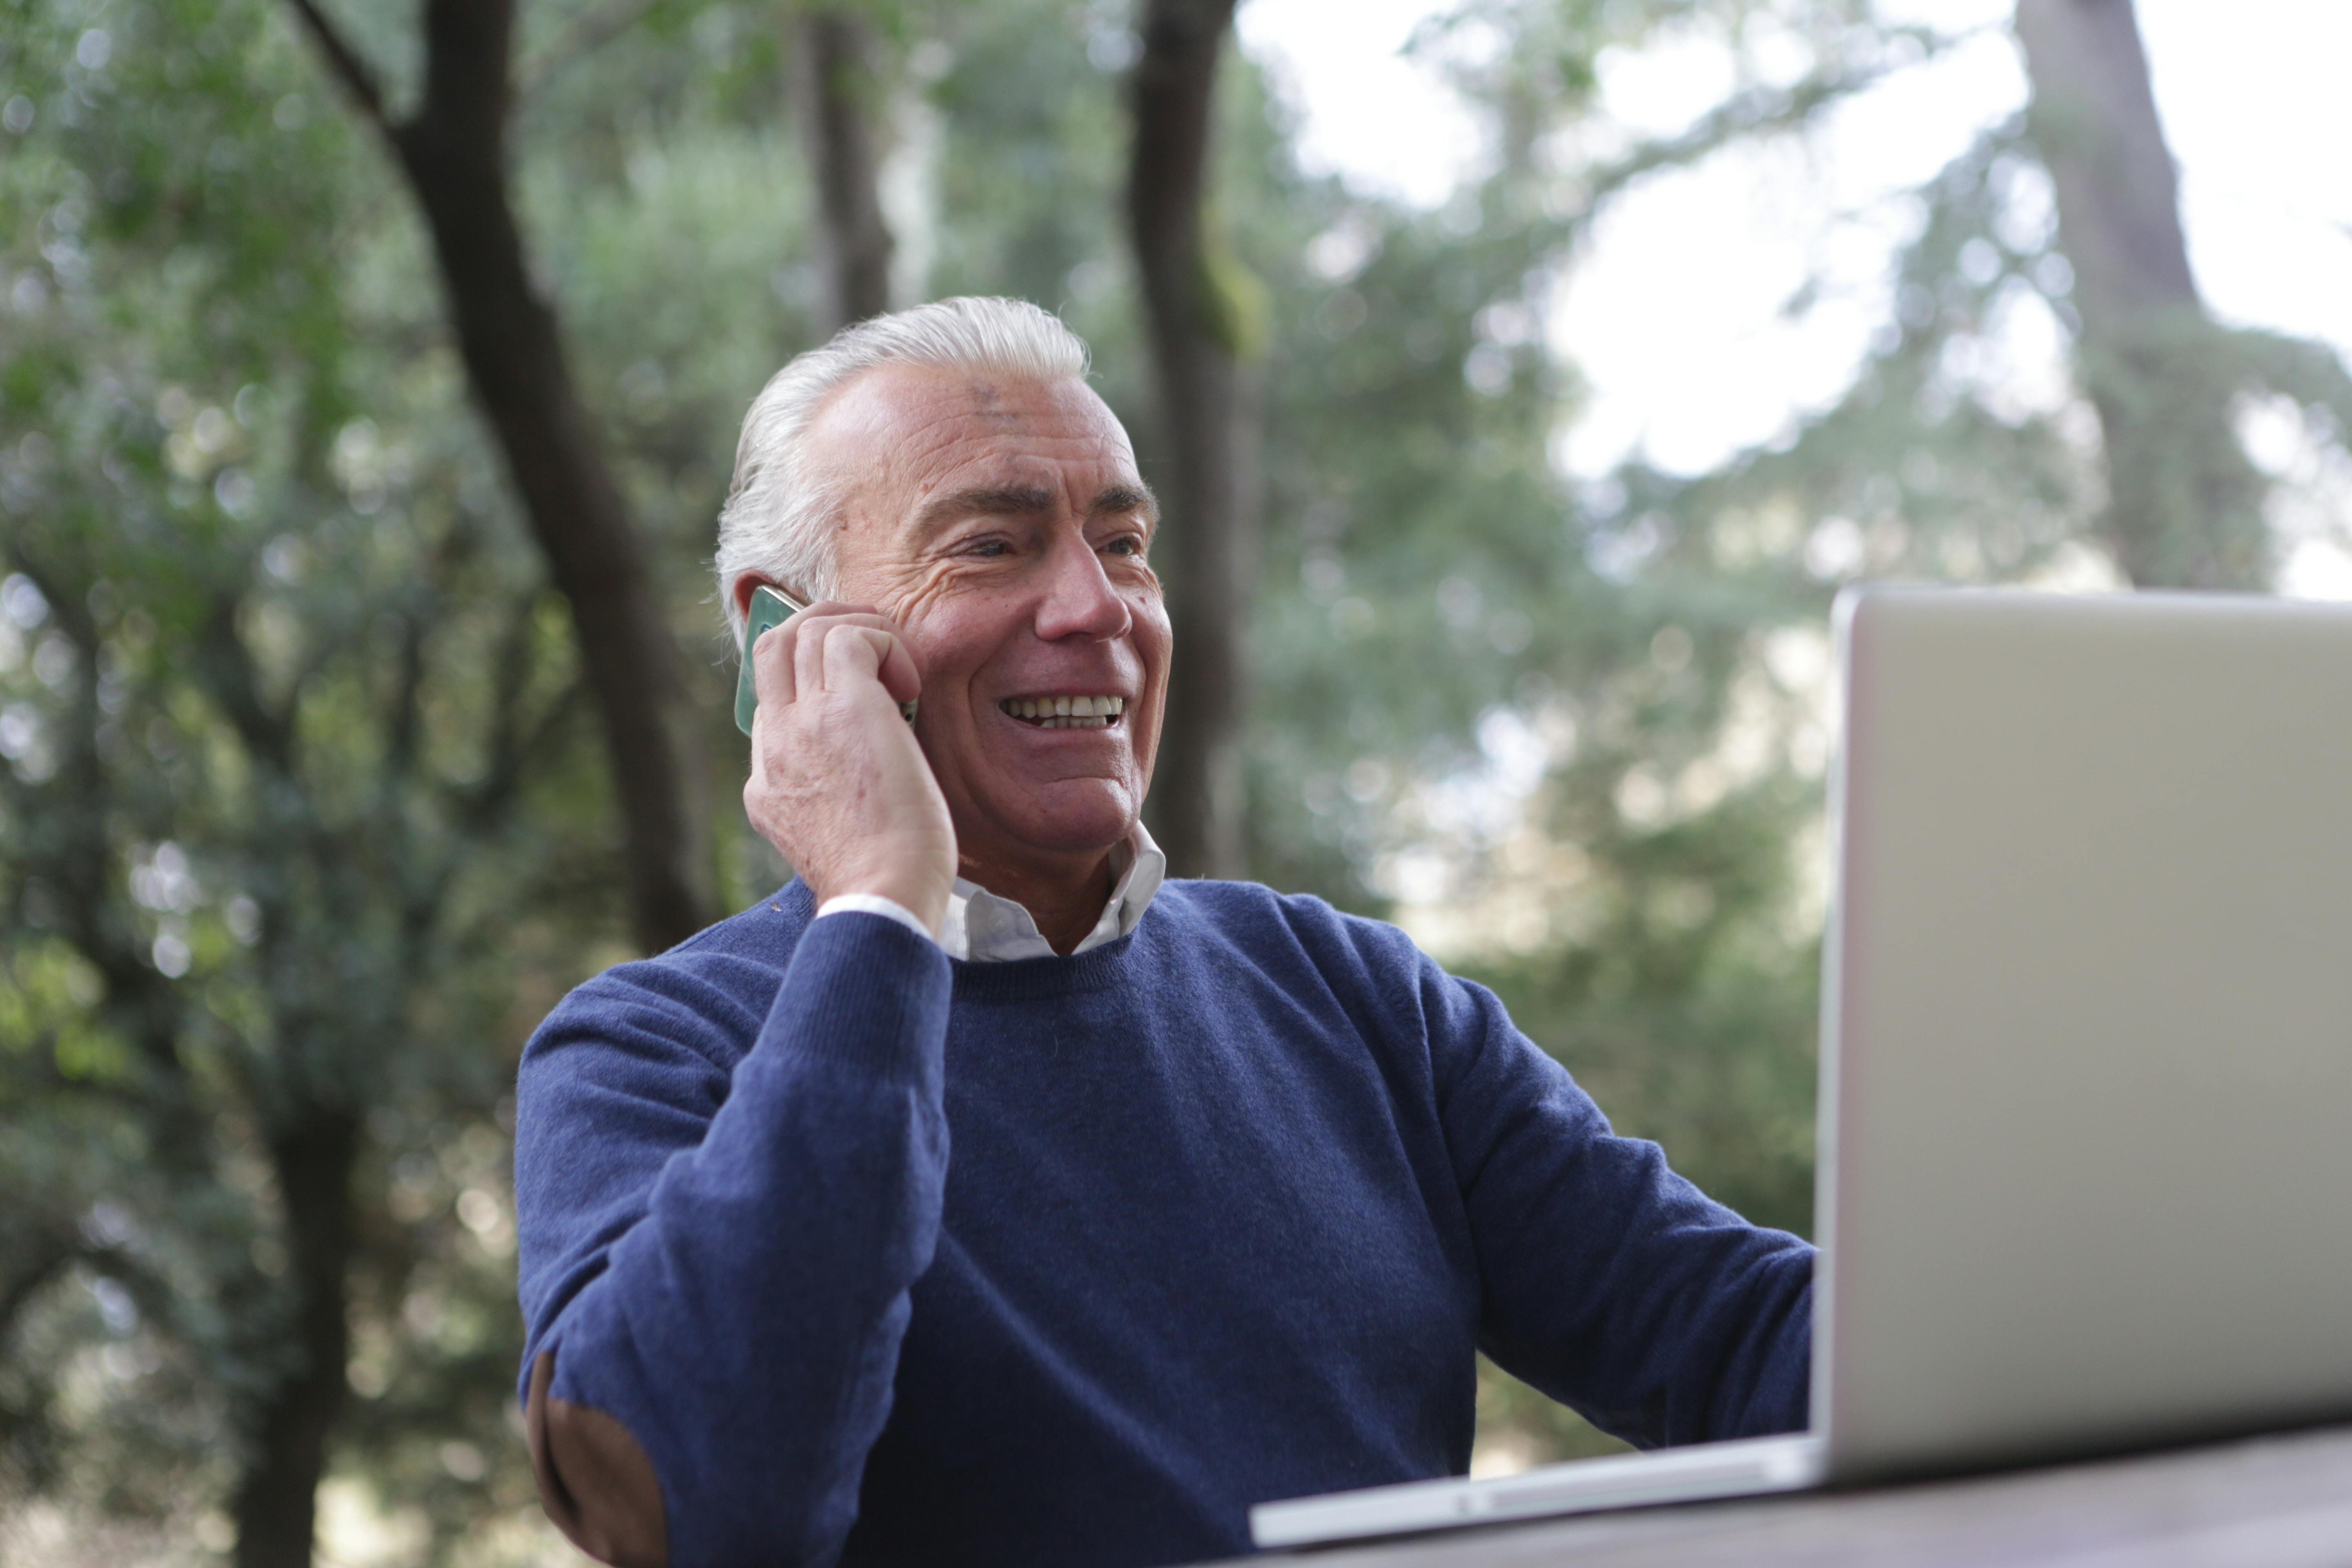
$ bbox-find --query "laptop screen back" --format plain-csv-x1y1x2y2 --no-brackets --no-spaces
1816,588,2352,1481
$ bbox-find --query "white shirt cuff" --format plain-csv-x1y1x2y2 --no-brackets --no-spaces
814,893,939,947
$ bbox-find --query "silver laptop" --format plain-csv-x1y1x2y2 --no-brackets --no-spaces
1254,586,2352,1549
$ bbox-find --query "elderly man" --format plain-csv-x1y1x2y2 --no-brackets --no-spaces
514,297,1811,1568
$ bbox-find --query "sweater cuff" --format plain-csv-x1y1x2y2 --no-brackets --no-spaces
816,893,938,947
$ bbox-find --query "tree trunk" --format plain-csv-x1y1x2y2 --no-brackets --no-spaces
1127,0,1261,879
396,0,713,950
289,0,717,952
2014,0,2266,590
795,7,895,332
231,1112,358,1568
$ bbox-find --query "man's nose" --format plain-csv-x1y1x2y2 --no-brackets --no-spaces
1033,531,1134,642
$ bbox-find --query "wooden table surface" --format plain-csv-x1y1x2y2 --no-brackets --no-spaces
1240,1423,2352,1567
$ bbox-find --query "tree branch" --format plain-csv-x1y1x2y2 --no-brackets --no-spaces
281,0,715,951
515,0,673,99
194,588,296,777
1554,29,1964,235
281,0,394,132
2233,325,2352,442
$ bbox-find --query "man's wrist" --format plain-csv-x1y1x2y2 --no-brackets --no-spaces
815,893,942,946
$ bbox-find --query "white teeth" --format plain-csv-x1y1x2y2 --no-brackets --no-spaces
998,695,1125,725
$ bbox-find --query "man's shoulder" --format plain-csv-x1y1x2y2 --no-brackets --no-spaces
525,884,816,1067
1145,878,1425,985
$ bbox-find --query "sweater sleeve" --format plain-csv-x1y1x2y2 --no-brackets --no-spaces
1413,948,1813,1449
512,911,954,1568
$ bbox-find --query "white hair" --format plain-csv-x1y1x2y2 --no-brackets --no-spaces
713,295,1092,644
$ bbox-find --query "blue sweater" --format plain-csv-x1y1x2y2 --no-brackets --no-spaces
514,879,1812,1568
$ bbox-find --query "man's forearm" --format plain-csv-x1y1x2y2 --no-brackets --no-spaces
1414,947,1815,1448
514,912,953,1567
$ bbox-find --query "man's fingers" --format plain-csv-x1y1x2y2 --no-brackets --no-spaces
738,598,954,930
767,604,883,695
787,612,920,707
793,599,880,620
751,624,796,711
820,624,907,704
792,613,878,700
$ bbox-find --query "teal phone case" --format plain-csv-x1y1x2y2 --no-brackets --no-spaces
735,585,799,735
734,585,918,735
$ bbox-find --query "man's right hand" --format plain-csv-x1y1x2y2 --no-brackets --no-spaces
742,601,957,935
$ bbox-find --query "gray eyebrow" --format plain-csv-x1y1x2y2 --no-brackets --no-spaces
914,486,1057,528
1091,483,1159,525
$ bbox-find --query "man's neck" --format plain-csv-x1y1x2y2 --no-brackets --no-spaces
957,848,1120,957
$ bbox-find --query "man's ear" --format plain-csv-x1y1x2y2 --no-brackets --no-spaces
731,575,774,623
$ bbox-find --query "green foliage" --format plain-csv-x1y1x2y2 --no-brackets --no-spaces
0,0,611,1555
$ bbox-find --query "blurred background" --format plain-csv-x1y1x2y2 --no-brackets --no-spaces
2,0,2348,1561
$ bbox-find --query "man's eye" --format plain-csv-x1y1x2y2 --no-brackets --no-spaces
966,539,1011,558
1105,536,1145,557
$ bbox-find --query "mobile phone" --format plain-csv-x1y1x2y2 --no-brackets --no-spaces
734,584,918,735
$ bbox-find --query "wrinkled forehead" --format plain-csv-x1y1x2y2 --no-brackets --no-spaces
805,364,1139,514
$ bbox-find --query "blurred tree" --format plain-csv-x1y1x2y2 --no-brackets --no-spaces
794,5,895,330
2009,0,2352,594
0,5,593,1563
284,0,717,953
0,465,566,1568
0,2,802,1562
2014,0,2260,590
1127,0,1263,878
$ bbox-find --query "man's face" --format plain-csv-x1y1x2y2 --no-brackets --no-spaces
782,363,1169,875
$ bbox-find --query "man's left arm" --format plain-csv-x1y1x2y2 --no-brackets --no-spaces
1417,953,1813,1449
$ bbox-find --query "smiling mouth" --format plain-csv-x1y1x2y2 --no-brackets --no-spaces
1000,695,1126,730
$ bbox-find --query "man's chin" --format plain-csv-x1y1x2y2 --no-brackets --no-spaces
967,777,1140,862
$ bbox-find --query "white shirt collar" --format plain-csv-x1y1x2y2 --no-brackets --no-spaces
940,822,1166,962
